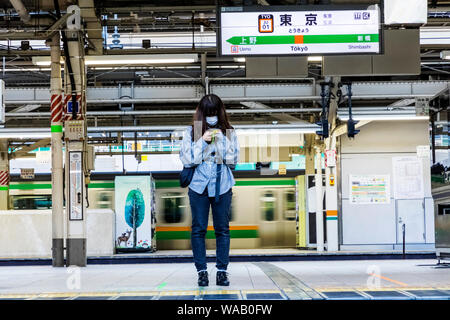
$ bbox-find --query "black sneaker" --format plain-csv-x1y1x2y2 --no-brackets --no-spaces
216,271,230,286
198,271,209,287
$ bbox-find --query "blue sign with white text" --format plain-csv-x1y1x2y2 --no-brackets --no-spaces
67,101,79,113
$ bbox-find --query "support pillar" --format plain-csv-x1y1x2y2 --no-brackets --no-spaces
324,77,340,252
314,146,324,252
50,33,65,267
64,8,88,267
325,135,339,251
0,139,9,210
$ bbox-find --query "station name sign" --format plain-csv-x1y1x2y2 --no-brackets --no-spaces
218,5,381,56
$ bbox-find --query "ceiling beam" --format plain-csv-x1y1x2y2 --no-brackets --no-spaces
240,101,311,124
9,0,30,23
9,138,50,159
79,0,104,55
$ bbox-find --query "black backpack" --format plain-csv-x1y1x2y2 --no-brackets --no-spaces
179,166,196,188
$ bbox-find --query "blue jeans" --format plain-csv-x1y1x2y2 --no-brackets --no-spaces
188,187,232,272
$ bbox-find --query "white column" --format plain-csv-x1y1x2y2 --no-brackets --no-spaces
50,33,65,267
315,146,324,252
325,135,339,251
64,26,88,267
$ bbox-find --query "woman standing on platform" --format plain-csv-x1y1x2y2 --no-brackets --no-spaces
179,94,240,287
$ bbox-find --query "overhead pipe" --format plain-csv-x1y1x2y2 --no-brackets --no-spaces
6,108,322,118
9,0,30,23
7,94,436,105
0,123,320,136
86,124,319,132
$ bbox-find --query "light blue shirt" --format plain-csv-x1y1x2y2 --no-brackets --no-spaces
179,126,240,197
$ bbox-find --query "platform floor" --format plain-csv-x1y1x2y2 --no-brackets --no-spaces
0,259,448,300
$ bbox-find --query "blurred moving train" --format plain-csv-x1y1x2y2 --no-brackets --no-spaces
9,171,302,250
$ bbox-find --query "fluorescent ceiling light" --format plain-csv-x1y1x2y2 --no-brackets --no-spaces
233,57,246,63
0,131,51,139
420,27,450,45
441,50,450,60
345,115,429,121
307,56,322,62
32,57,60,66
32,54,199,66
85,54,198,65
235,127,318,134
338,114,429,121
338,107,429,121
1,68,52,72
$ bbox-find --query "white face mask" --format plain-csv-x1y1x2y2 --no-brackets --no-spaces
206,116,218,126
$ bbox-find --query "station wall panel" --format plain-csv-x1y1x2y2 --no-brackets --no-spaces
339,120,433,247
322,55,372,76
0,209,115,258
341,199,396,244
323,29,420,76
372,29,421,75
246,57,308,77
276,57,308,77
246,57,277,77
341,121,429,154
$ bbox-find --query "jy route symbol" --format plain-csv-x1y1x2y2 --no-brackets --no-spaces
258,14,274,33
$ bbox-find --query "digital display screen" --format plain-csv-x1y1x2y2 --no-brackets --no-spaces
218,5,381,56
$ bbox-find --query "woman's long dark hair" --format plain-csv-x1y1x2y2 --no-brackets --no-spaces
191,94,233,141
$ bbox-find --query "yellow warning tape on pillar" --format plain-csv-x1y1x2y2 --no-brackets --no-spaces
296,175,307,248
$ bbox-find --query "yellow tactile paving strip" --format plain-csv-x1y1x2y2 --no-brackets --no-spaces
74,292,119,297
200,290,241,295
0,287,448,300
243,289,283,294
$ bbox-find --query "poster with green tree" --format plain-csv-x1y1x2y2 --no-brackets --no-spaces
115,176,152,252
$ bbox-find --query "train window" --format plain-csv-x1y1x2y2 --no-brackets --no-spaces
284,190,296,221
97,191,113,209
438,204,450,215
261,191,276,221
11,195,52,210
229,195,235,222
161,192,185,223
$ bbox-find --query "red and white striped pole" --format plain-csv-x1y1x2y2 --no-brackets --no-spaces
0,139,9,210
51,94,63,125
50,33,65,267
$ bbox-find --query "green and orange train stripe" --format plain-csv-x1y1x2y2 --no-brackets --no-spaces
155,225,259,240
9,178,296,190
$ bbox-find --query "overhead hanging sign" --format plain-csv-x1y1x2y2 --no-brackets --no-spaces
384,0,427,25
218,5,382,56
